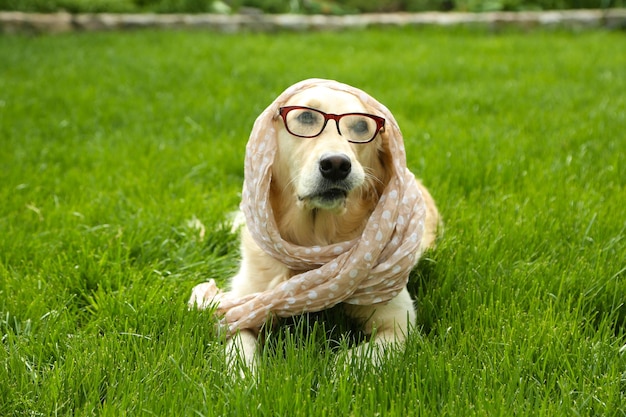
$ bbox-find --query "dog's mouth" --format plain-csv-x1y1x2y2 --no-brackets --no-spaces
318,188,348,202
298,187,349,210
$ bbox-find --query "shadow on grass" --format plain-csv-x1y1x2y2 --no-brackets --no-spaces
257,249,442,359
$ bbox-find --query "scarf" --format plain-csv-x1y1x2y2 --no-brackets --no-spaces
198,79,426,335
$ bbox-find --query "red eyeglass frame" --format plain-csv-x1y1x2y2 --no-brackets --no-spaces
278,106,386,144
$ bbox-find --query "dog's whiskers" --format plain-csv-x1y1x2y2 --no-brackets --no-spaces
362,168,384,197
282,174,300,194
363,166,384,187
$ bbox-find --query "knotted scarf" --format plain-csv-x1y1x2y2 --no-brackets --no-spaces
193,79,426,334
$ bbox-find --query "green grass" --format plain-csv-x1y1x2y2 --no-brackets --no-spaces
1,27,625,416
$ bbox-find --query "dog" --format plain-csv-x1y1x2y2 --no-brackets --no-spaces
189,80,440,372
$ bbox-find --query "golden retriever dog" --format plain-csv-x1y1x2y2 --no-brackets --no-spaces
189,80,440,372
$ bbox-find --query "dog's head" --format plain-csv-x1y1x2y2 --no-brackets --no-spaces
272,85,391,214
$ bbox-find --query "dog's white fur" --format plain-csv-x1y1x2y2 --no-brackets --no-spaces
190,86,440,371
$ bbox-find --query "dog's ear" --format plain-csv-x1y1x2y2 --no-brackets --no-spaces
377,127,393,169
377,122,393,171
373,126,394,195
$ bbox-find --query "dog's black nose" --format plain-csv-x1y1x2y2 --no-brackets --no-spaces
319,154,351,181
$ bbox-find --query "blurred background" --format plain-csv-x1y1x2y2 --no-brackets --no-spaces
0,0,622,15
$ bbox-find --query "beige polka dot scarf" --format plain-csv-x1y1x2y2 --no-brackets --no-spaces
196,79,426,334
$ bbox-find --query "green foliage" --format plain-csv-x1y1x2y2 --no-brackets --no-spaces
230,0,292,13
1,28,625,415
0,0,622,13
0,0,136,12
136,0,215,12
451,0,617,11
0,0,216,13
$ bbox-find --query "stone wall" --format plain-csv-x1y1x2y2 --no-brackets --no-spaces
1,9,625,35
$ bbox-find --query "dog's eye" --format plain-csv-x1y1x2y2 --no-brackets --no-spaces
340,115,379,142
296,111,319,125
350,119,370,135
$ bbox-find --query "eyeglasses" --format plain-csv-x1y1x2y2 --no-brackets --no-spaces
278,106,385,144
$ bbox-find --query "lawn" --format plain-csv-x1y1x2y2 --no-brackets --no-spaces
1,27,625,416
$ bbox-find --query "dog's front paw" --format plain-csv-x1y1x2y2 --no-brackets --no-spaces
188,279,223,310
337,342,384,369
